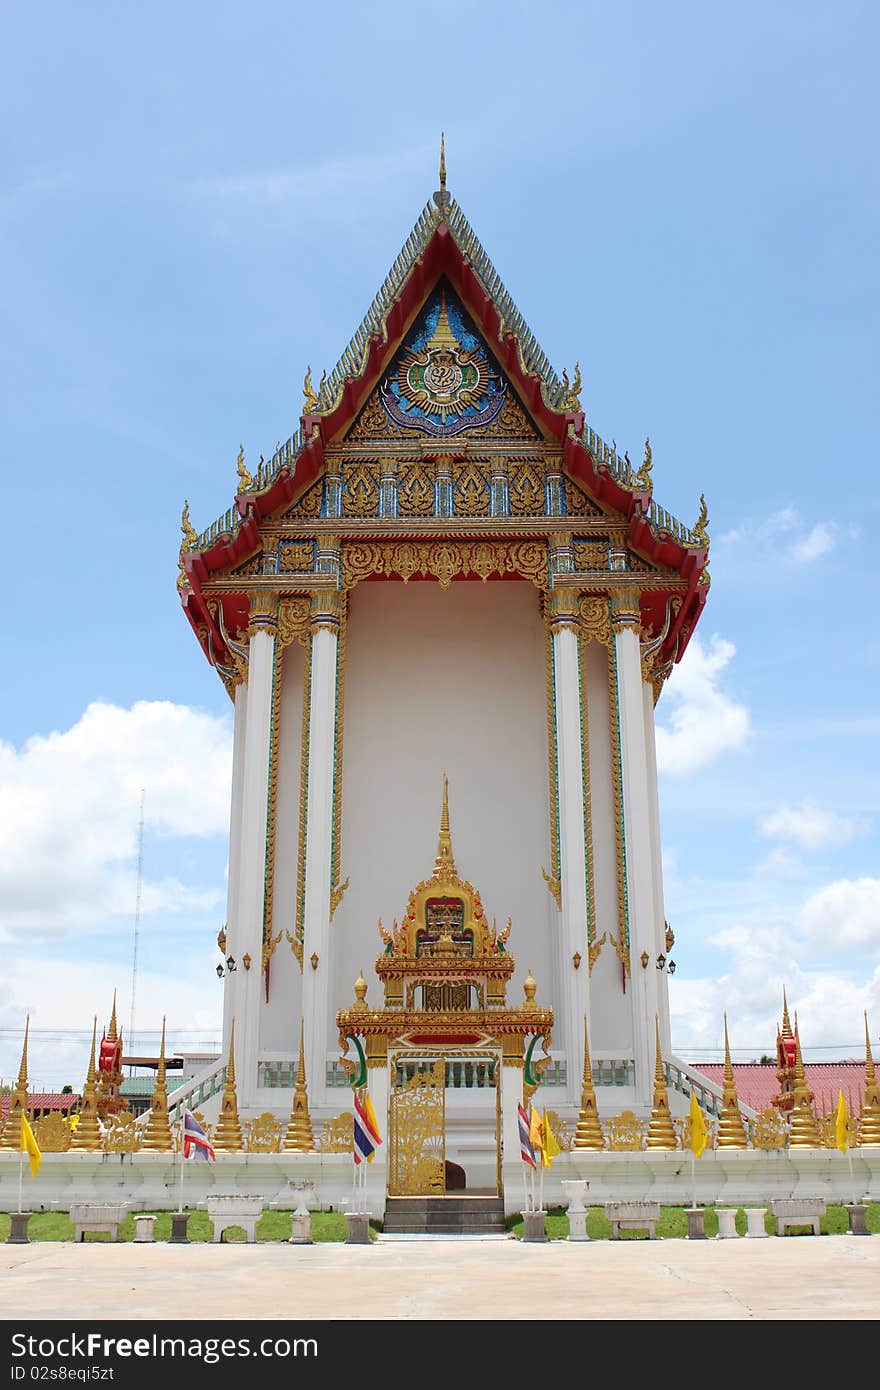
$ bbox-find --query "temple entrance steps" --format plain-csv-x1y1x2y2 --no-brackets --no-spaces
382,1193,506,1236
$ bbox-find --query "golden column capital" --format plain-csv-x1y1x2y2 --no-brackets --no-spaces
546,587,581,634
609,587,642,633
309,590,347,634
247,592,279,635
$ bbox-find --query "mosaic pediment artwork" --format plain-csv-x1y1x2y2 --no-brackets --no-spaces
379,282,507,438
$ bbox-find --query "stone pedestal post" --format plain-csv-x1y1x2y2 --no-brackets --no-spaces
744,1208,768,1238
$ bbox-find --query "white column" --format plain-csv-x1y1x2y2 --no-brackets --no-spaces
228,596,277,1109
548,590,590,1098
643,679,672,1054
500,1058,524,1212
611,590,660,1107
221,678,249,1049
301,594,342,1102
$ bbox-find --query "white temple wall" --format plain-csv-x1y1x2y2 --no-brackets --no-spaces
258,638,306,1054
644,678,671,1054
581,640,632,1054
331,580,553,1060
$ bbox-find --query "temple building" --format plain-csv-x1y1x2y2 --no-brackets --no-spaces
176,145,711,1190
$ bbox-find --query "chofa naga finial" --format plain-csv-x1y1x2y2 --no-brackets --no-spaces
561,362,582,412
303,366,319,413
692,492,710,548
635,436,653,490
236,443,253,493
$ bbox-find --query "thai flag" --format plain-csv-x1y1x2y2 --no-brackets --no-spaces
182,1109,216,1162
517,1101,536,1168
353,1091,379,1165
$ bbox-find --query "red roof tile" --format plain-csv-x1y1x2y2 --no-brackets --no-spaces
0,1093,80,1117
692,1062,868,1114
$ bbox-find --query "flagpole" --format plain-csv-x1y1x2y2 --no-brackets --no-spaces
691,1153,696,1210
178,1109,185,1215
18,1144,23,1215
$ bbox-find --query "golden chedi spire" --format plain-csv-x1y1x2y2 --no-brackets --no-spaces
781,987,793,1038
432,773,458,880
715,1012,748,1148
71,1018,103,1151
141,1017,173,1152
857,1011,880,1147
0,1014,30,1148
645,1016,677,1149
284,1022,316,1152
786,1016,820,1147
427,293,460,354
572,1018,605,1150
213,1018,244,1153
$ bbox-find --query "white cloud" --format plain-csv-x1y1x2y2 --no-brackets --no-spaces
789,522,837,563
0,701,232,939
760,802,865,850
799,878,880,953
718,509,839,565
655,634,751,776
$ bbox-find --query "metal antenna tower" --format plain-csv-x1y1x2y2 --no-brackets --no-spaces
129,788,145,1063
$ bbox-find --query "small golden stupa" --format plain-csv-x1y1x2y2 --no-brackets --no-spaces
212,1018,244,1153
141,1017,173,1152
0,1014,30,1149
786,1018,820,1147
284,1022,316,1152
715,1012,748,1149
645,1016,677,1149
70,1019,103,1152
857,1012,880,1147
572,1018,605,1150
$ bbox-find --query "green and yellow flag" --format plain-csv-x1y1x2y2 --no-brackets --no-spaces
21,1114,41,1179
689,1089,708,1159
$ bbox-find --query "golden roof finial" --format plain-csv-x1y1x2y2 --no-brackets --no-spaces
439,131,447,192
303,366,319,413
236,443,253,493
108,990,118,1043
354,968,368,1009
635,436,653,490
692,492,710,548
781,986,793,1038
432,772,457,878
180,501,198,553
523,969,537,1010
561,363,582,411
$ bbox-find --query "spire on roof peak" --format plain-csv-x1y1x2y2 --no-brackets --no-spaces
434,132,451,213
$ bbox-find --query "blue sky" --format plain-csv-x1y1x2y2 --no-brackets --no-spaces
1,2,878,1089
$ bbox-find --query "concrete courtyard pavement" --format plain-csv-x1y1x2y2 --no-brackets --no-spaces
0,1233,878,1321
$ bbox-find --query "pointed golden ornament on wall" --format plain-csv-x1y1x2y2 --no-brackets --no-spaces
645,1016,677,1149
212,1018,244,1152
433,773,457,879
572,1017,605,1150
787,1017,820,1147
523,969,538,1012
857,1011,880,1147
353,968,368,1011
0,1014,30,1148
141,1016,173,1152
70,1018,103,1152
715,1012,748,1148
284,1022,316,1152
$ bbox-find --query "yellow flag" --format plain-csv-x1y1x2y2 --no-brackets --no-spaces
364,1091,382,1163
689,1090,708,1159
528,1103,544,1155
542,1110,561,1169
835,1089,849,1153
21,1114,41,1179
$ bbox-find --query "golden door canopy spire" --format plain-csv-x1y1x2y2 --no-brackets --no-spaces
439,131,447,191
433,772,457,879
